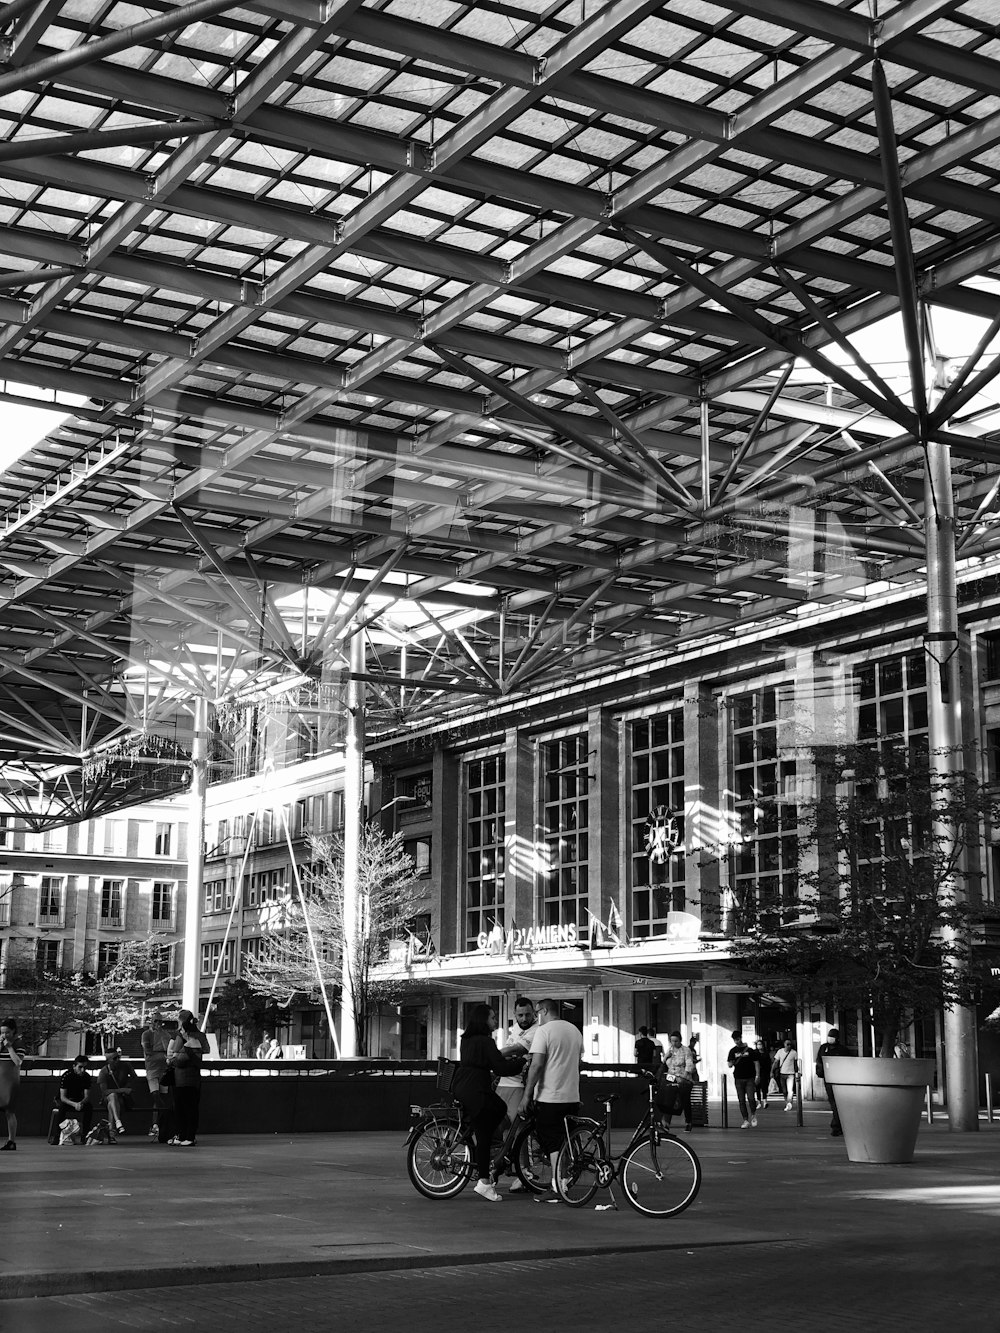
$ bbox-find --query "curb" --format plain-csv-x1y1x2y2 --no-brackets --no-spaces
0,1237,778,1301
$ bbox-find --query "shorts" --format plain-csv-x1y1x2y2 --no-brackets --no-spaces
534,1100,580,1155
147,1073,165,1094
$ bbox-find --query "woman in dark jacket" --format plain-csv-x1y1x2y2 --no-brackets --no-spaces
167,1009,210,1147
452,1003,523,1202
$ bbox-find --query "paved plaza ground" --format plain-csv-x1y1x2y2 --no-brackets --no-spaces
1,1103,996,1331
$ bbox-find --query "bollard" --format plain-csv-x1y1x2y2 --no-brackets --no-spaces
721,1073,729,1128
795,1072,803,1127
986,1072,994,1124
925,1086,934,1125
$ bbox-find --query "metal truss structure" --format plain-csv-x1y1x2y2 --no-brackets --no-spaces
1,0,1000,817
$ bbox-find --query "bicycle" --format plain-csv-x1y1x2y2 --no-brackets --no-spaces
554,1070,702,1217
405,1060,550,1200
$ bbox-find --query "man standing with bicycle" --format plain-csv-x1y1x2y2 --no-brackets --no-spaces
515,997,583,1201
497,996,537,1123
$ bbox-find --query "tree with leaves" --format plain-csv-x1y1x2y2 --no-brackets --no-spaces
86,935,176,1049
210,978,281,1056
728,743,995,1057
0,963,95,1053
243,826,424,1056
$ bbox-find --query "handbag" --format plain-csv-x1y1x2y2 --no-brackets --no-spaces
59,1117,82,1146
160,1067,176,1087
768,1076,781,1096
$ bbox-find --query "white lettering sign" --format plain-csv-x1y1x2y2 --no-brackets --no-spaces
477,922,579,954
665,910,701,942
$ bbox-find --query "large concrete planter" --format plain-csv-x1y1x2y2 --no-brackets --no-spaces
823,1056,935,1164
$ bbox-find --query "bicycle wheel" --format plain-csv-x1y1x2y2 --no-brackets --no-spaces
554,1124,604,1207
406,1120,473,1199
619,1133,701,1218
511,1121,550,1195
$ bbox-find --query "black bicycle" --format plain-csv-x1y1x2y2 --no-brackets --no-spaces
405,1061,550,1200
555,1071,702,1217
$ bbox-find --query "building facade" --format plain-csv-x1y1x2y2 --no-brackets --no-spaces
0,798,189,1055
362,572,1000,1098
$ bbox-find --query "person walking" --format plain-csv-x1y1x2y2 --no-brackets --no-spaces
168,1010,210,1147
0,1016,26,1151
773,1039,800,1110
754,1039,771,1109
516,997,583,1201
816,1028,850,1137
142,1011,172,1141
451,1003,523,1203
633,1026,658,1070
656,1031,697,1132
727,1031,761,1128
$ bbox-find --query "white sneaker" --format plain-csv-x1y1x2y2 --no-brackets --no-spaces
750,1115,758,1127
474,1179,502,1202
784,1103,792,1111
740,1119,749,1129
509,1178,526,1193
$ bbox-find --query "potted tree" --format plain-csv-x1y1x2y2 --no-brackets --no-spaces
729,742,990,1162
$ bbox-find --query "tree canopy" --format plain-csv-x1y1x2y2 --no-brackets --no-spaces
243,825,423,1056
728,743,994,1055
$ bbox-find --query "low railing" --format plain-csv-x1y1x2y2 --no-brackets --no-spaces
15,1059,660,1136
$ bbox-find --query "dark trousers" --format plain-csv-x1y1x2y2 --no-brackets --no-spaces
173,1084,201,1142
470,1092,507,1179
734,1078,757,1119
826,1084,842,1132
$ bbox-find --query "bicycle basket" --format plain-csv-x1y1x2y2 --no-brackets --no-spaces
436,1056,459,1093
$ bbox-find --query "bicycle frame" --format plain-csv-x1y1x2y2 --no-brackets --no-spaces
405,1096,535,1182
562,1072,671,1183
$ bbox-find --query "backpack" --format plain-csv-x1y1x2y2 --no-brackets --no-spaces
86,1119,113,1146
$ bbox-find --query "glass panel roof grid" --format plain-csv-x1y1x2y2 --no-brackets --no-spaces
0,2,998,770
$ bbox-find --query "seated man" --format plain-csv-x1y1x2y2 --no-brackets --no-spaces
56,1056,94,1143
96,1051,136,1139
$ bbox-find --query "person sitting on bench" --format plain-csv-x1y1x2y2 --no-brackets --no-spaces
96,1051,136,1138
56,1056,94,1143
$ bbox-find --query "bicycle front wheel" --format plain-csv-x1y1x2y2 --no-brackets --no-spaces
619,1134,701,1218
406,1121,473,1199
512,1121,550,1195
555,1124,604,1207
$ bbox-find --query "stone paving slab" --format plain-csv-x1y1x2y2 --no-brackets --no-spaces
2,1114,997,1300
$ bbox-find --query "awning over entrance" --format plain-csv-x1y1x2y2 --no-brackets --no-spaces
380,939,737,995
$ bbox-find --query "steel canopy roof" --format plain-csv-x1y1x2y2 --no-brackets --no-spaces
0,0,999,805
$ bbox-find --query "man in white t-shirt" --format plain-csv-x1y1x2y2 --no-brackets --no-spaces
516,997,583,1197
497,996,537,1121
